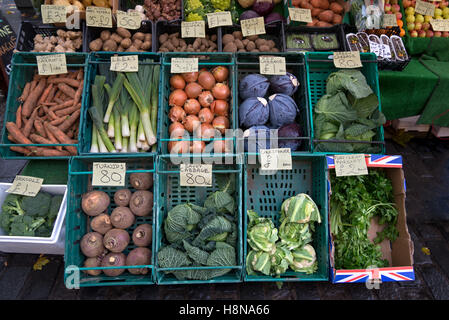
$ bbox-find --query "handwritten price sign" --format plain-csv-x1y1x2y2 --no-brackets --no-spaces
6,176,44,197
41,5,67,24
383,14,398,27
37,54,67,75
415,0,435,16
260,148,292,172
288,8,313,23
207,11,233,28
86,6,112,28
333,51,362,69
110,55,139,72
430,19,449,31
180,164,212,187
259,56,286,75
92,162,126,186
116,10,142,30
181,21,206,38
334,154,368,177
171,57,198,73
241,17,266,37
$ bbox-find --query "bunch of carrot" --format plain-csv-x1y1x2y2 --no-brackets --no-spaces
6,69,84,157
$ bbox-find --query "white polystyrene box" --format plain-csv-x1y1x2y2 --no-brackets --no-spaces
0,183,67,255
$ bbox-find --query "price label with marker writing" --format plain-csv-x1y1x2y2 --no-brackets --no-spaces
37,54,67,75
415,0,435,16
6,176,44,197
333,51,362,69
241,17,266,37
171,57,198,73
116,10,142,30
260,148,292,171
181,21,206,38
180,164,212,187
86,6,112,28
288,8,313,23
41,5,67,24
259,56,286,75
430,19,449,31
334,154,368,177
92,162,126,186
207,11,233,28
110,55,139,72
383,14,398,27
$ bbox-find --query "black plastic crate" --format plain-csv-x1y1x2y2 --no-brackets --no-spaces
154,19,220,53
283,24,346,52
15,20,85,52
84,20,153,52
219,21,284,52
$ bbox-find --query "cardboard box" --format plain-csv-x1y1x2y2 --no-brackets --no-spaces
327,155,415,283
391,116,430,133
432,126,449,138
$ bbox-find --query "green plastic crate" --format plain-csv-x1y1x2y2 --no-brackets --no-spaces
64,154,156,287
159,52,237,155
235,52,312,154
305,51,386,154
0,52,88,159
243,153,329,282
155,154,243,285
79,52,162,155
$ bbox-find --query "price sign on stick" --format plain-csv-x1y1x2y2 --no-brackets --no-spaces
41,5,67,24
116,10,142,30
171,58,198,73
288,8,313,23
415,0,435,16
207,11,233,28
241,17,266,37
333,51,362,68
383,14,398,27
334,154,368,177
92,162,126,186
260,148,292,171
86,6,112,28
6,176,44,197
37,54,67,75
180,164,212,187
110,55,139,72
430,19,449,31
259,56,286,75
181,21,206,38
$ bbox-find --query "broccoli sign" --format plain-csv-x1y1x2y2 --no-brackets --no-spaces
6,175,44,197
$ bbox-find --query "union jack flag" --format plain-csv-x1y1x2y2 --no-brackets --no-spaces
327,155,403,169
332,267,415,283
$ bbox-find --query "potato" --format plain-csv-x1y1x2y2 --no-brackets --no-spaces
117,46,124,52
171,38,180,47
271,47,280,52
159,33,169,43
144,33,152,42
89,38,103,51
238,48,246,52
120,38,132,49
311,0,329,9
332,14,343,24
246,35,258,41
330,2,344,14
250,49,259,52
103,39,117,51
116,27,132,39
141,41,151,50
299,0,313,9
133,39,143,49
110,33,123,44
222,34,234,45
255,38,266,48
259,45,271,52
223,42,237,52
126,45,138,52
232,31,243,40
235,39,244,49
318,10,334,23
100,30,111,41
312,8,323,17
132,32,145,41
316,21,332,27
267,40,276,49
211,34,217,42
246,41,256,51
242,39,249,46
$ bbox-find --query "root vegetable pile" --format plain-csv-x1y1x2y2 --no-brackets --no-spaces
291,0,345,27
89,28,152,52
32,30,82,53
167,67,232,154
158,32,218,52
80,171,154,277
222,31,279,52
142,0,182,21
6,69,84,156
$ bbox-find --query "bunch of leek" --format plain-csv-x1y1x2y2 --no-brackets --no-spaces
89,58,160,153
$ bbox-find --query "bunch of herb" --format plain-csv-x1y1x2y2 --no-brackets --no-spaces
330,170,399,269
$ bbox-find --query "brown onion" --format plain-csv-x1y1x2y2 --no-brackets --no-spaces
191,141,206,153
198,108,214,124
168,106,186,122
169,122,185,136
184,82,203,99
169,89,187,107
170,75,185,89
168,138,190,154
198,71,216,90
212,83,231,100
198,90,214,108
211,100,229,117
211,66,229,82
212,116,230,135
182,71,198,83
184,99,201,115
182,115,201,133
214,139,232,153
197,123,216,139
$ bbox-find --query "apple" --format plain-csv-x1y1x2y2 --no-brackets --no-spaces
415,14,425,23
435,8,443,16
410,30,419,37
444,13,449,19
424,15,433,22
423,22,431,30
392,4,401,12
385,3,392,11
442,31,449,37
391,0,398,4
443,7,449,15
426,30,434,37
405,7,415,15
415,22,423,30
433,1,440,8
434,31,442,37
441,1,449,9
435,15,443,19
407,22,416,31
396,12,402,19
406,15,416,23
419,30,427,37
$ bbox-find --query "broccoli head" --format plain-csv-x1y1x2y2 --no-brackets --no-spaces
21,191,52,217
49,195,63,219
1,194,25,216
9,216,45,237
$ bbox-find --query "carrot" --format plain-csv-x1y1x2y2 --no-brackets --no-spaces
38,83,54,106
72,79,83,107
54,90,62,100
45,123,77,155
18,82,31,103
32,147,71,157
16,105,22,129
38,108,45,117
46,86,57,103
58,109,81,132
34,120,47,137
30,133,53,145
57,83,76,99
53,97,64,105
10,146,32,156
6,122,34,145
23,107,40,137
77,70,84,80
55,103,81,117
68,70,79,79
44,124,62,151
41,102,57,106
50,116,67,126
29,79,38,93
43,105,58,121
22,78,46,117
48,78,80,88
49,99,74,111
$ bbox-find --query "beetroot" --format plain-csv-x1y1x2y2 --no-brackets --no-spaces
101,252,126,277
80,232,105,258
132,224,153,247
103,228,130,253
126,247,151,275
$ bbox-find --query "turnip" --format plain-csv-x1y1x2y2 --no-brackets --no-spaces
101,252,126,277
110,207,135,229
80,232,105,258
129,190,153,217
114,189,132,207
103,228,130,253
90,213,113,234
129,171,153,190
83,256,103,276
132,224,153,247
126,247,151,275
81,190,110,216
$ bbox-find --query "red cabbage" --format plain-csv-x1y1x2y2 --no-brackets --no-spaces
252,0,275,16
277,123,303,151
264,12,284,24
240,10,260,21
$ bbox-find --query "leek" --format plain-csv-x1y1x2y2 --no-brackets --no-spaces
90,75,114,152
89,107,115,152
118,89,131,138
90,124,99,153
104,73,125,123
150,64,160,152
137,120,146,142
129,103,139,153
121,137,129,153
113,107,122,151
97,129,108,153
107,112,115,138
